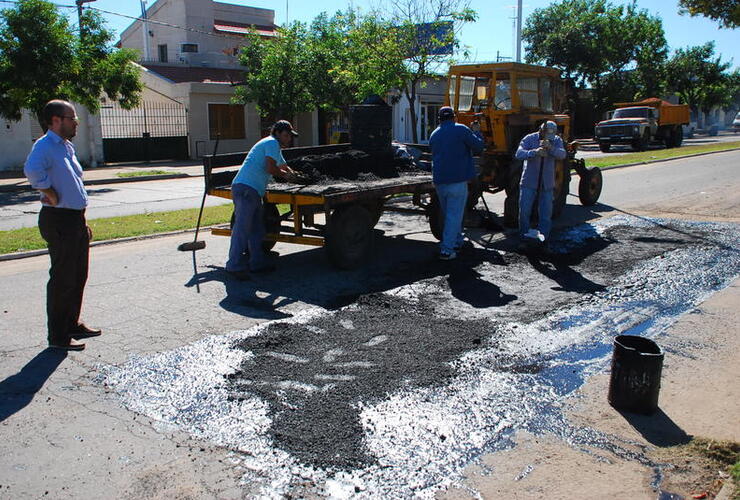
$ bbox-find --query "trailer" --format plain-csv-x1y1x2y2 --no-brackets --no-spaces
202,144,437,269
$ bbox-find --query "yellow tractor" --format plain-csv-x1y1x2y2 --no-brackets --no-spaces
444,62,603,228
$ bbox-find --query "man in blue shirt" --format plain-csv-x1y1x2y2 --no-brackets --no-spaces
226,120,297,279
428,106,484,260
24,100,102,351
514,121,566,249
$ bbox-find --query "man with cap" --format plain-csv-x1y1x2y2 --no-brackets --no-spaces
226,120,297,279
514,120,566,250
428,106,485,260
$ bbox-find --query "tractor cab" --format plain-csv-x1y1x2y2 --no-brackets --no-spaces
446,62,571,155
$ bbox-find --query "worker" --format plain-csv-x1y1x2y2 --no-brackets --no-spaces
226,120,297,280
428,106,485,260
24,100,102,351
515,120,566,251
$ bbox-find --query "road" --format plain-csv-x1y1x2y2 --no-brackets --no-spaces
1,132,737,231
575,130,739,159
0,151,738,498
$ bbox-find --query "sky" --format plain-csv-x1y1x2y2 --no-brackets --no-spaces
68,0,738,69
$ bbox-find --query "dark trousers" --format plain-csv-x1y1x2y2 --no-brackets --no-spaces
38,207,90,344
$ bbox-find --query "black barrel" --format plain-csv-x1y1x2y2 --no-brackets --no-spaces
608,335,664,414
350,104,392,154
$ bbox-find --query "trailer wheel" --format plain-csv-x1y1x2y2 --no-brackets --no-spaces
229,202,280,251
427,192,444,241
325,205,374,269
552,161,570,219
598,142,611,153
578,166,603,206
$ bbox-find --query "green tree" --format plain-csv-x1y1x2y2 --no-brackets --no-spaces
523,0,668,112
678,0,740,28
665,42,734,128
0,0,142,128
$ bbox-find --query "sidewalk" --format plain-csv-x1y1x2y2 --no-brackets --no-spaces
0,160,205,192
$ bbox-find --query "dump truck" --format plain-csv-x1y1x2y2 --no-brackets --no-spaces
594,98,690,152
442,62,603,229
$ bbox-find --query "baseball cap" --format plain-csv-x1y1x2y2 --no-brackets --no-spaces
272,120,299,137
438,106,455,120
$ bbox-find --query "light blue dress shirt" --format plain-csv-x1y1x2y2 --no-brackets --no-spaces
232,136,285,197
24,130,88,210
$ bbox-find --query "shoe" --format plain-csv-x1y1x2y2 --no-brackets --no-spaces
251,264,276,274
438,251,457,261
227,269,251,281
49,340,85,351
69,323,102,339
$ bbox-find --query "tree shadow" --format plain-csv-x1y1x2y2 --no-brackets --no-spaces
0,349,67,422
617,407,692,447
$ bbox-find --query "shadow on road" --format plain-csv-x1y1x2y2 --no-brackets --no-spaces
0,349,67,422
618,408,692,447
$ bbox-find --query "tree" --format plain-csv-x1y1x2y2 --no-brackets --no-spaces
523,0,668,112
0,0,142,128
665,42,734,128
678,0,740,29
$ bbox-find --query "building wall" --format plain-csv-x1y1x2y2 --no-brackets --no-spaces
392,77,447,144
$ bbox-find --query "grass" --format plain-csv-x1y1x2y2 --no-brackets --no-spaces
115,169,172,178
585,140,740,169
0,202,293,255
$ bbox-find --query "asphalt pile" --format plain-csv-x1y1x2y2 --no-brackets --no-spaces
282,150,419,185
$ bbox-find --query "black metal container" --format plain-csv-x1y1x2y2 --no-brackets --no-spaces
349,104,393,154
608,335,664,415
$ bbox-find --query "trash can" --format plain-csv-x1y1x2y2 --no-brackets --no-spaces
607,335,664,415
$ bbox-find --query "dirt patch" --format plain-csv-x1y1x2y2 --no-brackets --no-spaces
283,150,420,184
651,438,740,499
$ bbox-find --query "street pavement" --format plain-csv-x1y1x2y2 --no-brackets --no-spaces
0,151,738,498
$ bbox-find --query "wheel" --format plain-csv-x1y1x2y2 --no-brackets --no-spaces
674,127,683,147
552,160,570,219
427,192,443,241
325,205,374,269
229,202,280,251
364,199,385,227
578,166,603,206
632,131,649,151
664,132,675,148
503,162,522,228
599,142,611,153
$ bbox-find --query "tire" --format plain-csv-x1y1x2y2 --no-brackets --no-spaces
364,199,385,227
599,142,611,153
503,162,522,228
229,202,280,251
325,204,374,269
632,131,649,151
674,127,683,147
578,166,603,206
552,160,570,219
428,192,443,241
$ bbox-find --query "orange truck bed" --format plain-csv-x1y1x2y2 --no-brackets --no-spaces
614,98,690,126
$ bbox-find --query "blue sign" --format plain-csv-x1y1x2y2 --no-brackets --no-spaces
414,21,454,56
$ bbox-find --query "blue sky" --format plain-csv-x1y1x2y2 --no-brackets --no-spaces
82,0,738,69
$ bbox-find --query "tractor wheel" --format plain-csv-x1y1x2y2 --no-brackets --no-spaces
598,142,611,153
552,160,570,219
578,166,603,206
503,162,523,228
325,204,374,269
427,192,444,241
229,202,281,252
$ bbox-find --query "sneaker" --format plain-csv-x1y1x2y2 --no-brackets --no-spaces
49,340,86,351
438,250,457,261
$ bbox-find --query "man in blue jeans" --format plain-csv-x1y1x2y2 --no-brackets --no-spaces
514,121,566,250
226,121,297,280
428,106,485,260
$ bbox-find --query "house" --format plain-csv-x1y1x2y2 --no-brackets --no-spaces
391,76,448,144
114,0,318,162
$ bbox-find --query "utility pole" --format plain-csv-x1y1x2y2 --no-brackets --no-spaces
75,0,96,40
286,0,289,25
140,0,149,61
516,0,523,62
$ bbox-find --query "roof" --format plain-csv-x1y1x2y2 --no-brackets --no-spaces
142,64,243,84
213,20,276,37
448,62,561,77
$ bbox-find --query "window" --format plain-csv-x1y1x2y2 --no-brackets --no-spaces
158,44,168,62
518,77,539,109
208,104,245,140
420,103,441,142
494,73,512,110
540,78,553,112
181,43,198,53
458,76,476,111
447,75,457,109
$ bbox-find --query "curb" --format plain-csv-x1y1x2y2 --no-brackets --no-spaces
0,225,221,262
589,147,740,171
0,172,199,193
